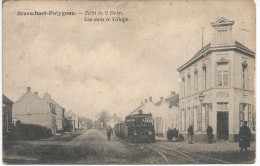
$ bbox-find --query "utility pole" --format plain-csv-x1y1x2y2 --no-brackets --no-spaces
202,27,204,48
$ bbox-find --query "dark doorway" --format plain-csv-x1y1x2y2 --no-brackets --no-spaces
217,112,229,140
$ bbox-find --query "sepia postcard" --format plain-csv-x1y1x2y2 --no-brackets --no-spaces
2,0,257,164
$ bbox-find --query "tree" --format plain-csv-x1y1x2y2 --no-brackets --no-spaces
79,117,93,129
93,120,102,129
98,111,111,129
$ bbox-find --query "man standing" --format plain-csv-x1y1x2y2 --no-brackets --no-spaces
239,121,252,156
106,126,113,141
187,124,194,144
206,125,213,144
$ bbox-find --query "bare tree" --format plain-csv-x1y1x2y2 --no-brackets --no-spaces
98,110,111,130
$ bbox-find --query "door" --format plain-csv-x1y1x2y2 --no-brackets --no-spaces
217,112,229,140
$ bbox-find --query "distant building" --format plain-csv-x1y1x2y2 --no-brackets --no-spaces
12,87,57,134
42,93,65,132
129,94,179,138
154,92,179,137
109,113,121,128
128,96,156,117
66,110,79,130
177,18,255,142
2,95,13,132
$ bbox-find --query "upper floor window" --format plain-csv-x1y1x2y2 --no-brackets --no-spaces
218,30,227,44
242,62,248,89
187,74,191,95
182,78,185,97
202,66,207,90
194,70,198,92
217,61,229,87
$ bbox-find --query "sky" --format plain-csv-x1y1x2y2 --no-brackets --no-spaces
2,0,256,120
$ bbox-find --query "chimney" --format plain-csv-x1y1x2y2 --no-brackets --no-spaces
149,96,152,102
27,87,31,92
34,92,38,96
171,91,175,96
160,97,164,101
145,99,148,103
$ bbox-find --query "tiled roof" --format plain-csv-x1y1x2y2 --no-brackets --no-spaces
235,40,254,53
178,40,255,72
164,94,179,108
127,103,144,116
3,95,13,104
154,94,179,108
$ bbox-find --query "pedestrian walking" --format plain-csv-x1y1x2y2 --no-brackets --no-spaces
239,121,252,156
187,124,194,144
106,126,113,141
206,125,213,144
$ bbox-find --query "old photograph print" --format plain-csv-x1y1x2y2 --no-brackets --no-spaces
2,0,256,164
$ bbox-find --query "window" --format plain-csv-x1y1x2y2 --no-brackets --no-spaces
217,62,229,86
197,107,202,131
218,30,227,44
239,103,252,129
182,78,185,97
204,104,210,127
190,107,194,124
202,66,207,90
187,107,190,125
194,71,198,92
252,105,256,131
182,109,186,131
187,75,191,95
242,63,248,89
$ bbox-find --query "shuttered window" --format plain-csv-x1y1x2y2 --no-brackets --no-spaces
205,104,209,127
252,105,256,131
191,107,194,124
197,107,202,131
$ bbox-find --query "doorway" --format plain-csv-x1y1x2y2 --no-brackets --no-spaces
217,112,229,140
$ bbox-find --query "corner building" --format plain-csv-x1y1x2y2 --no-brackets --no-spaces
177,18,255,142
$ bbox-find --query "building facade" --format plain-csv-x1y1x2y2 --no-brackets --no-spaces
42,93,65,132
2,95,13,133
154,92,179,137
66,109,79,130
12,87,57,134
177,18,255,142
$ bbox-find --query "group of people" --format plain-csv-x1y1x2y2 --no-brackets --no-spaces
187,121,252,156
187,124,213,144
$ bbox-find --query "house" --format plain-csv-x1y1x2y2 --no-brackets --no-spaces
153,92,179,137
2,95,13,133
128,96,156,117
177,18,255,142
66,109,79,130
12,87,57,134
42,93,65,132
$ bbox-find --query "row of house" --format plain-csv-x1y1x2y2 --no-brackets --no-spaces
128,92,179,138
129,18,255,142
5,87,79,134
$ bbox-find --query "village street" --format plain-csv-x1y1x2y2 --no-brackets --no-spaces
3,129,255,164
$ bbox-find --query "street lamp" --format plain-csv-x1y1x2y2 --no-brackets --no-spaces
199,93,204,104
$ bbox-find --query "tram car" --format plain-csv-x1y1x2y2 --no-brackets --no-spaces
114,110,155,143
114,122,125,138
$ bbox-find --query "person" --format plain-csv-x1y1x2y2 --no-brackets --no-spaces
239,121,252,156
187,124,194,144
106,126,113,141
206,125,214,144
